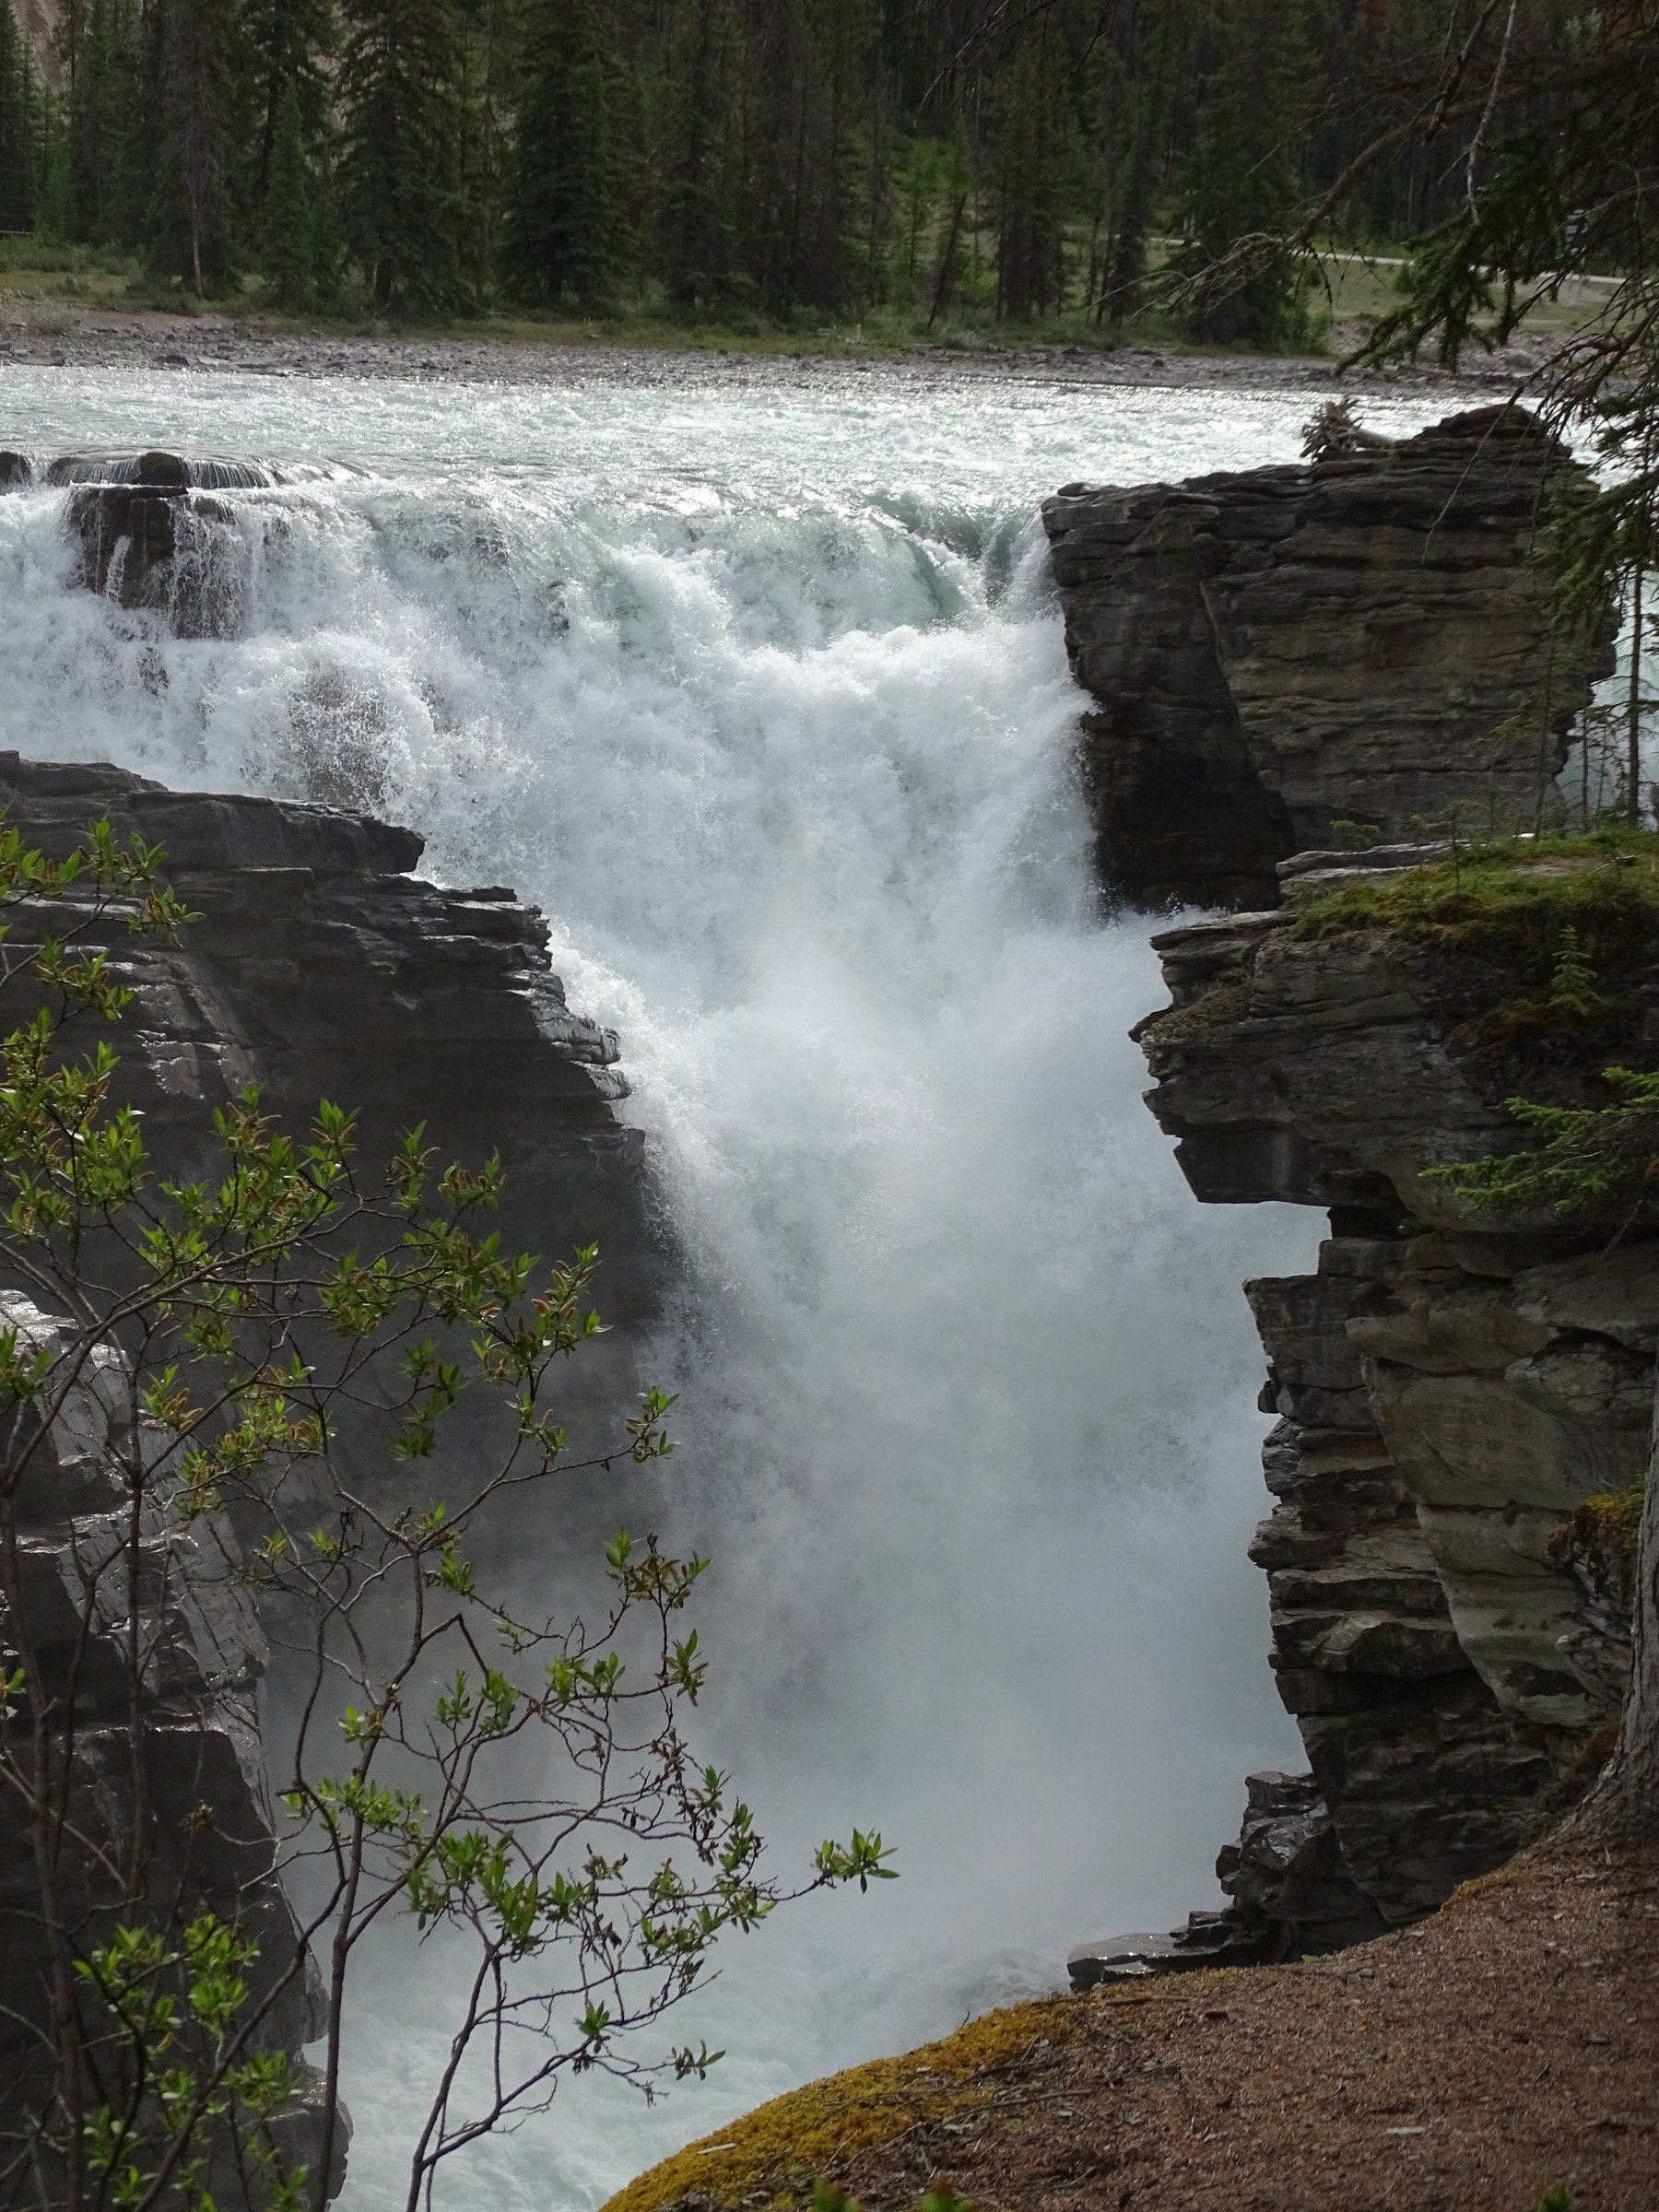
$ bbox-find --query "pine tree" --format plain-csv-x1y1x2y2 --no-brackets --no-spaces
245,0,335,211
150,0,240,292
747,0,875,315
803,0,873,313
0,0,34,235
657,0,747,308
1096,0,1186,328
337,0,466,310
925,117,972,329
308,124,346,301
262,77,312,303
506,0,625,304
65,0,137,242
1180,0,1318,347
25,50,67,237
993,32,1072,322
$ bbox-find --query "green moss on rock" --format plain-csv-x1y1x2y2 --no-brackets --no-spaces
597,1997,1079,2212
1556,1481,1646,1561
1289,831,1659,989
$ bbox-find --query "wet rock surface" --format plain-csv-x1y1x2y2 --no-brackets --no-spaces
1130,849,1655,1960
1044,407,1611,910
57,452,271,639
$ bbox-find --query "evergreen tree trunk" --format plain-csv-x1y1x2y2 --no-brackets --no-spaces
0,0,35,234
1180,0,1317,346
1630,559,1646,828
505,0,622,305
926,187,965,329
248,0,335,215
263,78,312,304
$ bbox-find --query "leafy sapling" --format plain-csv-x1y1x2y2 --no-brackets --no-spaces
0,817,892,2212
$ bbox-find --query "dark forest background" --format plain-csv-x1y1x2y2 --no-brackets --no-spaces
0,2,1618,341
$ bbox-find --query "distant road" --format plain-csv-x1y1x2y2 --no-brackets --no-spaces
1147,236,1621,295
1314,249,1620,294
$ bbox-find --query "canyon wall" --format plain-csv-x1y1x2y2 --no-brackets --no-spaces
0,751,651,2191
0,1292,342,2194
1081,841,1656,1982
1042,406,1611,911
1044,407,1649,1984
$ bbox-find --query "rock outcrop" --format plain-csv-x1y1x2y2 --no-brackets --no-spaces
1,449,286,634
0,754,644,1306
1068,1766,1387,1987
55,453,272,639
0,1292,341,2197
1124,841,1659,1963
0,754,651,2192
1043,407,1611,910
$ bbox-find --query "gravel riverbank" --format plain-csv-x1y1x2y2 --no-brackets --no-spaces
0,300,1545,404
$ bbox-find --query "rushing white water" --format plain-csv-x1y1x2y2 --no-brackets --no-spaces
0,365,1441,2211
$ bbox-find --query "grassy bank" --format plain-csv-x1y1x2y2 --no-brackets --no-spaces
1290,828,1659,970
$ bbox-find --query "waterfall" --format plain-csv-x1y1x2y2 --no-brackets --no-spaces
0,365,1441,2209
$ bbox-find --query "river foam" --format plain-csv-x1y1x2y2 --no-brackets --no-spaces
0,366,1441,2209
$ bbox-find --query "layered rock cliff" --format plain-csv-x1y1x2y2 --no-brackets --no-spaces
1042,407,1611,910
0,753,650,2192
1121,840,1659,1968
0,753,646,1308
0,1292,341,2194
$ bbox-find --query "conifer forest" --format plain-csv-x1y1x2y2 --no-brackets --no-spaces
0,2,1631,342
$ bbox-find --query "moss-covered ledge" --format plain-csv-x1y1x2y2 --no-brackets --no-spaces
598,1997,1084,2212
1288,827,1659,966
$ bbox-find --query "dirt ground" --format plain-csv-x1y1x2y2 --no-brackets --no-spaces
606,1840,1659,2212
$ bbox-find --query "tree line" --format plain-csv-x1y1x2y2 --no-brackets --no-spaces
0,0,1604,337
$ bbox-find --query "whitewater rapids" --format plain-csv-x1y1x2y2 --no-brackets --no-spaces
0,364,1440,2210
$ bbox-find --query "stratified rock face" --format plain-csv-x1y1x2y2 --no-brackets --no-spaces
0,755,646,1314
0,1292,344,2199
0,755,652,2191
1135,853,1658,1939
1044,408,1607,910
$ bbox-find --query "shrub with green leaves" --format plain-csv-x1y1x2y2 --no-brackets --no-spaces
0,818,891,2212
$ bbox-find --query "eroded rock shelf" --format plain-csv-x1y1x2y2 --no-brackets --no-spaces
1043,406,1612,910
1106,845,1659,1977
